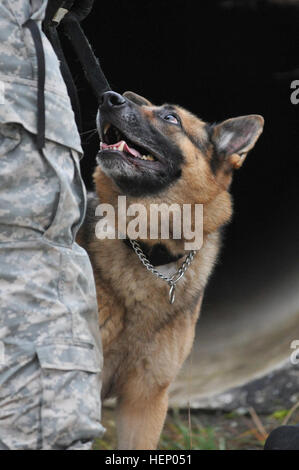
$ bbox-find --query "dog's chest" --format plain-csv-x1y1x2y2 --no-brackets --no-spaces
97,233,220,399
100,296,197,399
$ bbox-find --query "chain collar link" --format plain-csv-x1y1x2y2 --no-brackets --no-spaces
129,239,197,304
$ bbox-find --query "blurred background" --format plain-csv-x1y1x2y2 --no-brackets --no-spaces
59,0,299,448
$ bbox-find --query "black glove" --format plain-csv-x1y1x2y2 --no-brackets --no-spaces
63,0,94,22
44,0,94,27
44,0,65,27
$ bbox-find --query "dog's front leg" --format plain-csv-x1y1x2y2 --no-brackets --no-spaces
116,387,169,450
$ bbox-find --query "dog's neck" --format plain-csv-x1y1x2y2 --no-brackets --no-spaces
123,239,184,267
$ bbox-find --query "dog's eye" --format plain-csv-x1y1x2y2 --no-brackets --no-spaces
164,114,179,125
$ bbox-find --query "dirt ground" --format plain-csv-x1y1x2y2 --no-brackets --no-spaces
93,405,299,450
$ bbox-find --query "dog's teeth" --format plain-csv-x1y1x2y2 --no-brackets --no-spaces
141,154,155,161
118,141,125,152
104,123,110,135
100,142,103,149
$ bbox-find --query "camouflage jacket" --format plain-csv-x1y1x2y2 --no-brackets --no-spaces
0,0,82,153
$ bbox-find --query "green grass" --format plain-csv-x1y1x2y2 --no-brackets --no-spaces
159,410,225,450
93,405,299,450
270,409,290,421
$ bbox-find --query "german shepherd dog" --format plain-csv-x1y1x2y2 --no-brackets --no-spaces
78,90,264,449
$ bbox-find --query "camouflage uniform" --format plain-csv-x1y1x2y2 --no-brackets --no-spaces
0,0,104,449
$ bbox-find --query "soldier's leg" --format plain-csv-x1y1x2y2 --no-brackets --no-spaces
0,124,104,449
0,343,103,450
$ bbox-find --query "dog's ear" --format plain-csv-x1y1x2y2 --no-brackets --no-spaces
212,115,264,170
123,91,153,107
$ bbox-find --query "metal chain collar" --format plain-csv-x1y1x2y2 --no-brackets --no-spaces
129,239,197,304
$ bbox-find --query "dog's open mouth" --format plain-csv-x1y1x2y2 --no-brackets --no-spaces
99,123,157,163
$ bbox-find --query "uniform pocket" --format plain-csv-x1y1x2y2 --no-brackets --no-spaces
36,342,101,373
36,342,105,449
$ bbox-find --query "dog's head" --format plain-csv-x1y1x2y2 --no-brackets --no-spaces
95,90,264,234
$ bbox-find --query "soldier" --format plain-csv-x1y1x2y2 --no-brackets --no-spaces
0,0,104,449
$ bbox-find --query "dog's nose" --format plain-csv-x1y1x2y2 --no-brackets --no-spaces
99,91,126,108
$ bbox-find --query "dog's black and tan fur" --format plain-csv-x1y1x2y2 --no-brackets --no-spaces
78,91,264,449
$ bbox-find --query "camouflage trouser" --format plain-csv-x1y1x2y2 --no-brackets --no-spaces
0,123,104,449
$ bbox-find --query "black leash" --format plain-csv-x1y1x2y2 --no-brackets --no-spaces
23,1,110,150
62,15,111,102
43,0,111,135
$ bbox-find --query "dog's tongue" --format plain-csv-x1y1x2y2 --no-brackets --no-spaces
101,140,142,158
